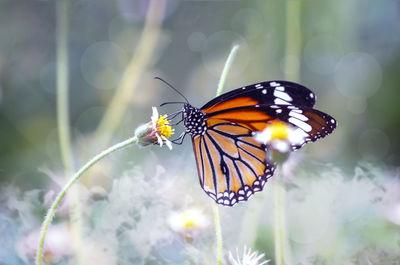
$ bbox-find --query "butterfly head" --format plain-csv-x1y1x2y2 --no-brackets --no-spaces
183,104,207,136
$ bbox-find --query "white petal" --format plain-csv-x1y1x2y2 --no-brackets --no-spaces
155,133,163,147
272,140,290,153
254,129,272,144
151,107,159,123
165,139,173,150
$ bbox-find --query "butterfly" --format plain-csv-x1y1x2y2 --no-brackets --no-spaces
158,78,337,206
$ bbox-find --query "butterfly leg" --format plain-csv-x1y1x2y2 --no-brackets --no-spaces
167,110,183,120
171,132,187,145
170,118,183,126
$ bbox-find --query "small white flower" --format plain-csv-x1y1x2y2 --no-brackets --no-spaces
168,207,209,232
254,121,307,163
228,246,269,265
135,107,174,150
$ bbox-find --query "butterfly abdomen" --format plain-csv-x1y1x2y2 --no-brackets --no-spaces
183,104,207,136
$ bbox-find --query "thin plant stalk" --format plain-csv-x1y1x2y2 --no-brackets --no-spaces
213,44,240,265
213,203,223,265
273,166,286,265
56,0,73,175
216,44,240,97
35,136,138,265
94,0,166,147
273,1,303,264
56,1,84,264
284,1,302,82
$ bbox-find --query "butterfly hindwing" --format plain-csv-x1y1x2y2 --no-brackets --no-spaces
201,80,316,114
192,120,275,206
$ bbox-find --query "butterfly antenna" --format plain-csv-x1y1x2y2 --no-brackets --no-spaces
154,77,189,103
160,101,186,107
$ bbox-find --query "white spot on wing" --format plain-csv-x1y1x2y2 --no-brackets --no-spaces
275,86,285,91
274,90,293,101
262,89,267,94
309,93,314,98
289,110,309,121
288,117,312,132
270,82,280,87
274,98,291,105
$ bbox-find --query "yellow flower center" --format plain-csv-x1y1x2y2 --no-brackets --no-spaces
157,115,174,138
269,121,290,140
182,214,197,228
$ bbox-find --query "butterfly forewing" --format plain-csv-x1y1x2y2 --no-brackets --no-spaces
201,81,316,113
205,104,337,150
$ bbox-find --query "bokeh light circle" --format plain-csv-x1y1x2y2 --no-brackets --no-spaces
358,128,390,161
108,17,141,51
280,54,300,76
201,31,249,78
304,35,343,75
74,106,106,134
81,41,128,90
334,52,382,99
230,8,264,40
187,32,206,52
346,97,367,115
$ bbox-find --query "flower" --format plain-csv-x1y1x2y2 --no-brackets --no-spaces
135,107,174,150
254,121,307,163
228,246,269,265
168,207,209,231
168,207,209,241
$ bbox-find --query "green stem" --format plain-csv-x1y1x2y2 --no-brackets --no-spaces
272,2,302,264
56,0,73,174
94,0,166,147
273,166,285,265
284,1,302,82
35,136,138,265
216,44,240,97
213,203,223,265
56,2,85,264
213,44,240,265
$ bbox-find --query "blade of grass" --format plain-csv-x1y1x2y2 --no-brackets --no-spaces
56,0,73,175
273,2,303,265
55,1,85,264
94,0,166,147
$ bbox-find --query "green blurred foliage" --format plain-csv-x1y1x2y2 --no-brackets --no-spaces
1,0,399,186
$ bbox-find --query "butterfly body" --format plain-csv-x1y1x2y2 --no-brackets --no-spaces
183,104,207,136
176,80,337,206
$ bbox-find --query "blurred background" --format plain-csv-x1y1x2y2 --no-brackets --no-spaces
0,0,399,264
